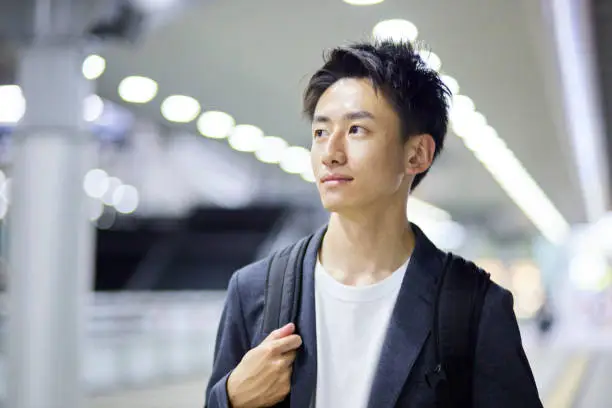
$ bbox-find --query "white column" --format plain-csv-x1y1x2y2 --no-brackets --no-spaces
6,43,97,408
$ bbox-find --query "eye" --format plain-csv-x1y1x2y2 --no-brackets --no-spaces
349,125,366,134
313,129,326,138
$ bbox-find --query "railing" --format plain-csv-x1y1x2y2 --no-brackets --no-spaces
0,291,228,396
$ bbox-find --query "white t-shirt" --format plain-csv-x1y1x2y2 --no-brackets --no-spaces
313,258,408,408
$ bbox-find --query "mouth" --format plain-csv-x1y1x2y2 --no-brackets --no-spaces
320,175,354,184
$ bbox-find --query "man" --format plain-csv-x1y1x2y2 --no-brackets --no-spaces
205,40,543,407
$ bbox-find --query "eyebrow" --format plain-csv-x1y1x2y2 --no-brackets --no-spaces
313,110,376,123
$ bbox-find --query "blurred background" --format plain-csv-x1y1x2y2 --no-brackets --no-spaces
0,0,611,407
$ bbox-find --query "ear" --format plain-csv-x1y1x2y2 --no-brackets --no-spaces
404,134,436,176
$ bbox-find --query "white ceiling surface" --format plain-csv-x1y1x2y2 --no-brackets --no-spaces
96,0,585,238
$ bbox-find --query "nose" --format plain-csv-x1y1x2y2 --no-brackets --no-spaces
321,131,347,167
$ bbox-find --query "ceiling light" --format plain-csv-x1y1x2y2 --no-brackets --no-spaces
280,146,311,174
255,136,289,164
118,76,158,104
451,111,487,139
82,55,106,80
0,85,26,124
88,198,104,221
0,198,8,220
197,111,235,139
83,168,110,199
228,124,264,152
0,178,11,204
373,19,418,43
161,95,201,123
83,95,104,122
457,123,569,244
407,197,451,222
418,50,442,71
301,166,316,183
450,94,475,116
112,184,139,214
343,0,384,5
441,75,459,95
101,177,122,206
482,152,569,244
132,0,178,11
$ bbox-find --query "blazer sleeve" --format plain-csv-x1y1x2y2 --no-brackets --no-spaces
472,284,543,408
205,270,251,408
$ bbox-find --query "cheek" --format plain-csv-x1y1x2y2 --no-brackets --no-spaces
358,149,406,191
310,149,319,172
363,147,405,176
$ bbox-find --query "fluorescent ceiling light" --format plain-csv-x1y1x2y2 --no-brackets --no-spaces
301,166,316,183
83,168,110,199
441,75,459,95
460,122,569,244
101,177,123,206
118,76,158,104
451,110,487,139
197,111,235,139
0,85,26,124
255,136,288,164
344,0,384,5
132,0,178,11
228,124,264,152
450,94,475,117
82,55,106,80
83,95,104,122
373,19,418,43
161,95,201,123
88,198,104,221
418,50,442,72
0,178,11,204
0,197,7,219
112,184,139,214
280,146,311,174
408,197,451,222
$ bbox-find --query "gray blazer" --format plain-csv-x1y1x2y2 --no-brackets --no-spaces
205,224,543,408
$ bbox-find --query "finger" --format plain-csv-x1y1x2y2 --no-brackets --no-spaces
281,351,297,366
263,323,295,343
273,334,303,354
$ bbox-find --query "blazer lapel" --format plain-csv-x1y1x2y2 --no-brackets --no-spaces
366,223,445,408
290,226,327,408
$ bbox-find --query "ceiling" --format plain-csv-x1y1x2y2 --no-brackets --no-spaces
5,0,594,241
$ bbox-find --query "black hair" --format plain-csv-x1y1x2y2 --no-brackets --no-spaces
303,40,450,189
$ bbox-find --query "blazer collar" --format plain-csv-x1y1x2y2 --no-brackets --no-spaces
289,223,445,408
366,222,446,408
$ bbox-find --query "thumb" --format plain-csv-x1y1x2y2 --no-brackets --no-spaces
264,322,295,342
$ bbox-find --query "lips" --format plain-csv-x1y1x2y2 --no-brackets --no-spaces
321,174,354,183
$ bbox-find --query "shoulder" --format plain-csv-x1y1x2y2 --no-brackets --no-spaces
449,253,513,300
230,257,269,303
481,280,516,327
232,235,312,296
447,252,516,324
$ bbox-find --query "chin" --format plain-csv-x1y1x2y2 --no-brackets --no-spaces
320,196,356,213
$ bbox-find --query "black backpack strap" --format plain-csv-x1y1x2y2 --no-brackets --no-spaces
428,253,491,407
261,234,314,338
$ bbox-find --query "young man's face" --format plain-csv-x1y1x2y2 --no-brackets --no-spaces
310,77,412,213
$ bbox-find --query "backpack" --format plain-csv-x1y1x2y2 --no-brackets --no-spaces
260,233,491,407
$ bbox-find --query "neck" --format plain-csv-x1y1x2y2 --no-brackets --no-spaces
319,197,416,285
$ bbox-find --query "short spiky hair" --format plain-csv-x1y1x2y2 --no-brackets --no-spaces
303,40,450,190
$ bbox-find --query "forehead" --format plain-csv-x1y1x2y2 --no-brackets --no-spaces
314,77,395,119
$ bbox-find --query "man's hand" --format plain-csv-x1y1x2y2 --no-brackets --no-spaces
226,323,302,408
